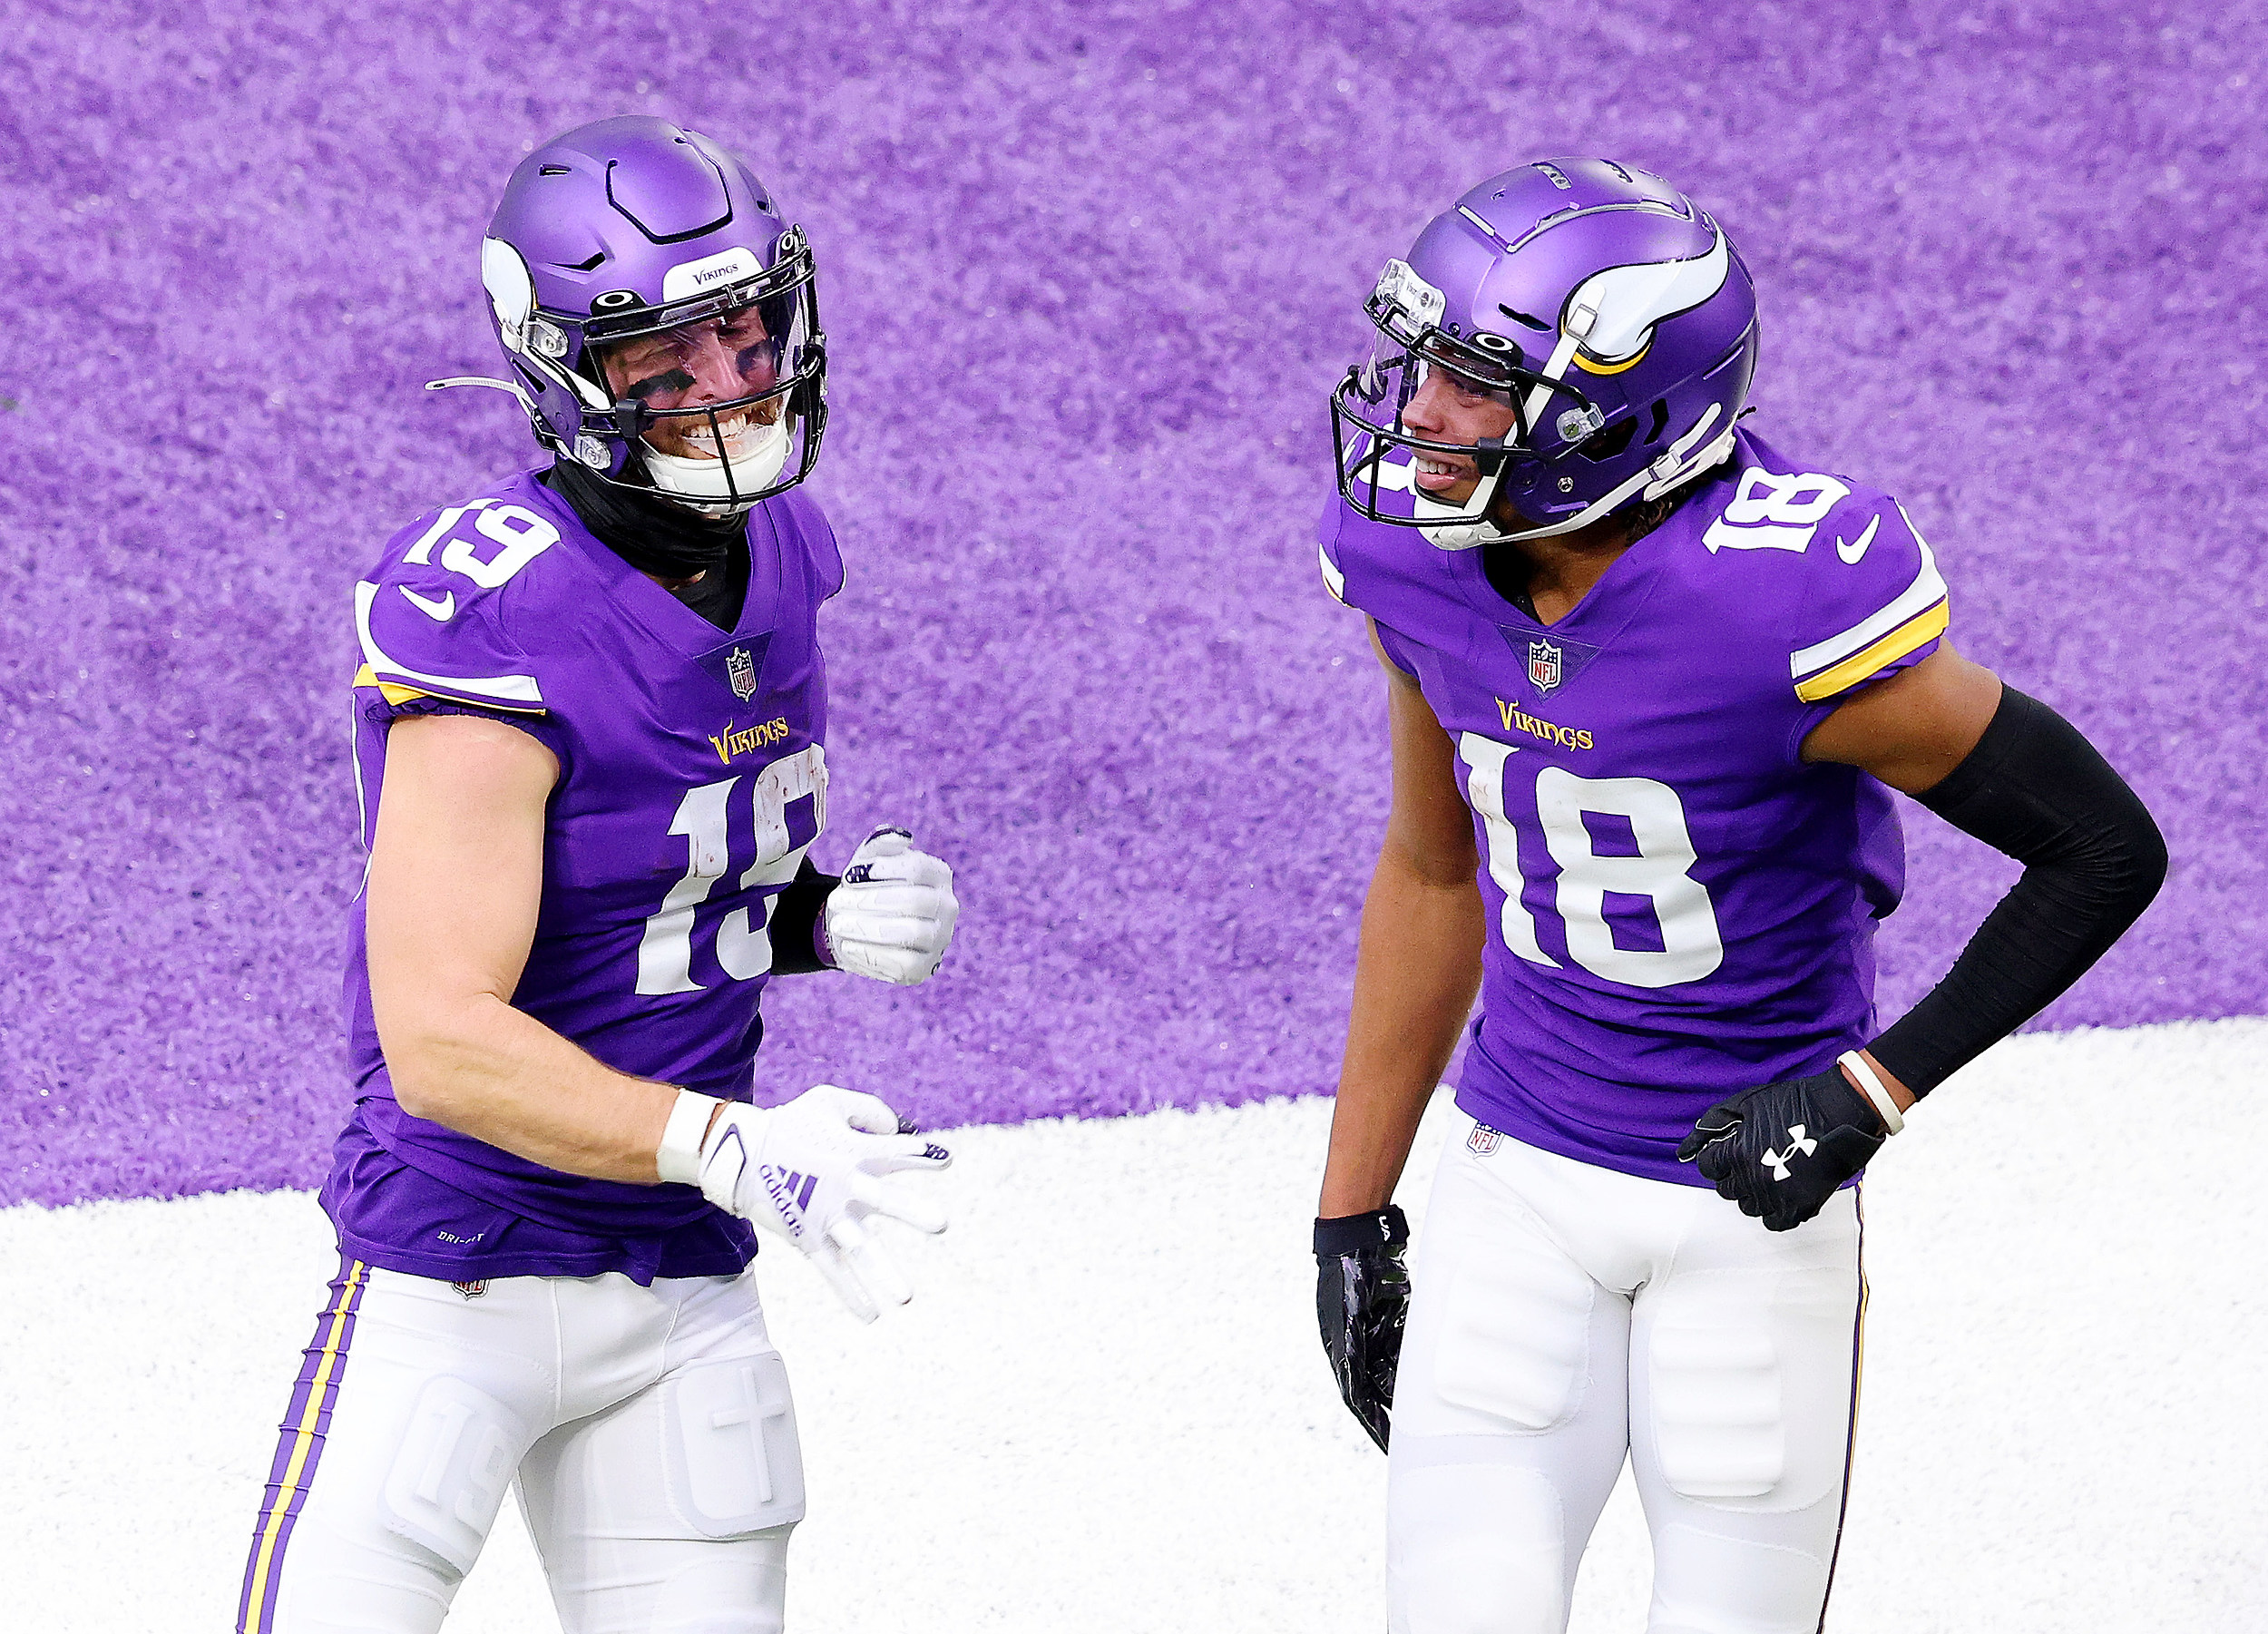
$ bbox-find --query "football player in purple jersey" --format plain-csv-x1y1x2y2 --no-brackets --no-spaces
237,118,961,1634
1310,160,2165,1632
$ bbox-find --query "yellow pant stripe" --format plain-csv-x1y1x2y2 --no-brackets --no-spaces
239,1260,368,1634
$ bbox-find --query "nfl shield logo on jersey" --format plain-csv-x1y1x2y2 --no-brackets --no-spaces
726,646,758,700
1528,639,1563,698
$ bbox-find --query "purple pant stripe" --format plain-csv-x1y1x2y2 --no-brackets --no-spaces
236,1257,370,1634
1813,1190,1868,1633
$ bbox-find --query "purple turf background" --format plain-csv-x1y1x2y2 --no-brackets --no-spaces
3,1,2263,1207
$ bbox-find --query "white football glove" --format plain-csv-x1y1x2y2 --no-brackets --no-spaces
825,825,960,985
658,1084,951,1322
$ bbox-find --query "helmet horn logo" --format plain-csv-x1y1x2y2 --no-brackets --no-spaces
1528,639,1564,697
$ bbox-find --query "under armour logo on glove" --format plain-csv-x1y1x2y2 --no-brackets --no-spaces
1761,1125,1818,1181
1677,1070,1888,1231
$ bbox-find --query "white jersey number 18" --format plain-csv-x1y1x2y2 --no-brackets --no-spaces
1458,734,1725,990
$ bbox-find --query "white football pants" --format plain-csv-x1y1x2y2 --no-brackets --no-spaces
1389,1116,1864,1634
238,1260,803,1634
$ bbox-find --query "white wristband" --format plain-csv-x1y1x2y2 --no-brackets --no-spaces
657,1090,724,1185
1837,1051,1905,1136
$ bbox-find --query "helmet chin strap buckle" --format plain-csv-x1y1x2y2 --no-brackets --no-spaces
1414,461,1513,553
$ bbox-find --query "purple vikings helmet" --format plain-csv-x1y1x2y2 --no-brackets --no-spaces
435,116,826,514
1332,159,1757,547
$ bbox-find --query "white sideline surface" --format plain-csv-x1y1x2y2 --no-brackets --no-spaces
3,1018,2263,1632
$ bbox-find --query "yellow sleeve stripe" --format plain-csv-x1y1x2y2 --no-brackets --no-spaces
1789,521,1947,678
1793,598,1950,702
1318,543,1348,606
351,663,435,708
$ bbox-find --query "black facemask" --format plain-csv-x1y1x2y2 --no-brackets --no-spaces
543,459,747,581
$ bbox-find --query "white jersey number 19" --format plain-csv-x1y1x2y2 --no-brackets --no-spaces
636,743,829,995
1458,734,1725,990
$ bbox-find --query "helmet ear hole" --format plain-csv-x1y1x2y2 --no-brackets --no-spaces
1645,399,1670,445
1576,417,1637,463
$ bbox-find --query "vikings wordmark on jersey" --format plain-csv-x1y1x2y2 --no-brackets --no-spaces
1322,426,1949,1184
327,469,844,1285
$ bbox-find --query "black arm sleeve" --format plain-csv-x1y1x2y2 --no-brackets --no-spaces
1868,687,2167,1097
765,856,841,976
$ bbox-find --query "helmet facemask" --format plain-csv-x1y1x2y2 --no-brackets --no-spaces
451,223,828,519
568,230,825,516
1331,258,1599,550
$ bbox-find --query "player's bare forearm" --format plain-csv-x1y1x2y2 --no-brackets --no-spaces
367,713,676,1185
378,993,681,1183
1320,847,1484,1215
1319,637,1487,1216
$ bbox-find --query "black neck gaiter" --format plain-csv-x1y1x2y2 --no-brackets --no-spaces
543,459,748,581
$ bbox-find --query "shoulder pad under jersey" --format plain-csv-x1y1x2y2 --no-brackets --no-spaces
1682,440,1950,704
767,486,846,602
353,484,564,714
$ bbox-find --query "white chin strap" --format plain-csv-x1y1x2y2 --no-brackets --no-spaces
1414,465,1513,551
1415,404,1737,549
639,416,791,514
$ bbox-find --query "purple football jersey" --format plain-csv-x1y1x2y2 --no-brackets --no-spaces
322,468,841,1282
1320,426,1951,1184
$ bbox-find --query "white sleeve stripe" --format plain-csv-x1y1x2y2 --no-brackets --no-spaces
1318,543,1348,604
1789,514,1947,680
354,581,546,707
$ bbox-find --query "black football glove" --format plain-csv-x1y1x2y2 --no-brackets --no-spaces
1676,1067,1887,1232
1314,1205,1411,1453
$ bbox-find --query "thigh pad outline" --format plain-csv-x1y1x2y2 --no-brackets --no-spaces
661,1352,807,1539
380,1375,533,1574
1432,1225,1598,1434
1644,1263,1856,1512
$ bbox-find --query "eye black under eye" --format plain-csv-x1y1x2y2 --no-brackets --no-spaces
624,367,696,401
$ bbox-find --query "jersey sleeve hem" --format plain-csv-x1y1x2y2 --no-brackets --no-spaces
353,579,549,714
1793,599,1949,702
353,665,439,708
1787,521,1949,702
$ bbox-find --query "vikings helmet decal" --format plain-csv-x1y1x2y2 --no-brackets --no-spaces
1331,158,1758,548
436,116,828,514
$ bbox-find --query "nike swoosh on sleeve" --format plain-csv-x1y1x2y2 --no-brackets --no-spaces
1835,514,1882,564
400,586,456,621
